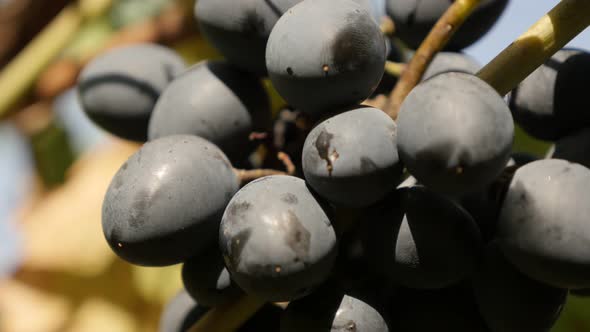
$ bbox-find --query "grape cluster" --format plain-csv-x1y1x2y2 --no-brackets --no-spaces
74,0,590,331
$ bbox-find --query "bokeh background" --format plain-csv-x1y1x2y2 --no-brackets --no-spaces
0,0,589,331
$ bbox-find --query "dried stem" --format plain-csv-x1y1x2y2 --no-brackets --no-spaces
477,0,590,96
277,152,296,175
235,152,296,185
235,168,288,186
384,0,482,119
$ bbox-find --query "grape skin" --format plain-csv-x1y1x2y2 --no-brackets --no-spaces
266,0,386,115
423,51,481,80
548,128,590,169
496,159,590,288
280,285,389,332
148,60,271,163
195,0,303,75
78,43,186,142
182,246,243,307
389,284,489,332
510,49,590,140
159,290,207,332
472,245,567,332
302,106,403,208
219,175,338,302
397,72,514,195
102,135,239,266
386,0,509,50
363,186,483,289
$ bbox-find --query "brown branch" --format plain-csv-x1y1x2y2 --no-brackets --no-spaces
384,0,482,119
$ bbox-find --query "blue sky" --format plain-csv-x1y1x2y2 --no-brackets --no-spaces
465,1,590,64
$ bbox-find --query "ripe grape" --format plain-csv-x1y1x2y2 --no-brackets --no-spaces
159,290,207,332
363,186,483,289
386,0,509,50
219,175,337,302
472,245,567,332
423,52,481,80
354,0,387,23
570,289,590,297
549,128,590,169
389,284,489,332
397,72,514,195
195,0,303,75
496,159,590,288
302,106,403,208
510,49,590,140
280,285,389,332
182,246,243,307
266,0,385,115
78,43,186,141
148,60,270,163
238,304,283,331
102,135,239,266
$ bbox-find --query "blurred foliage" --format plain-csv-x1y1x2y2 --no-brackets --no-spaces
513,124,552,157
62,17,114,61
110,0,171,28
30,122,76,188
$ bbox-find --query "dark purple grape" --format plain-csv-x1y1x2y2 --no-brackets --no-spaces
397,72,513,195
266,0,385,115
363,186,483,289
195,0,303,75
159,290,207,332
102,135,239,266
570,289,590,297
219,175,337,302
302,106,403,208
386,0,509,50
423,52,480,80
238,304,283,332
182,246,243,307
549,128,590,169
473,245,567,332
389,284,489,332
148,60,270,163
510,49,590,140
281,285,389,332
78,43,186,141
496,159,590,288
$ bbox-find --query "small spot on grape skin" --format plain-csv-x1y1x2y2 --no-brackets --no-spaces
281,193,299,205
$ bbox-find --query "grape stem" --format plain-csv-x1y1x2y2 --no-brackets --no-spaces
277,151,296,175
234,152,296,185
477,0,590,96
384,0,482,119
384,61,407,77
380,16,396,37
